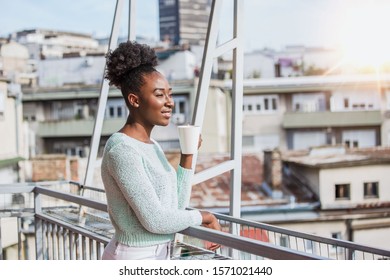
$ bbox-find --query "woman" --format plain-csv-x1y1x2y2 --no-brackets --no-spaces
101,41,221,260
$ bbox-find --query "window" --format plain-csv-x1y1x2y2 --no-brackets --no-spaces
279,236,290,248
364,182,379,198
332,232,341,240
243,95,278,114
109,107,115,118
172,98,187,115
171,96,188,125
117,106,123,118
332,91,379,112
342,129,376,148
292,93,325,112
345,140,359,148
106,98,127,119
178,101,185,114
331,232,342,251
76,108,83,119
272,98,277,110
343,98,349,109
162,0,175,6
242,135,255,147
335,184,350,200
264,98,269,110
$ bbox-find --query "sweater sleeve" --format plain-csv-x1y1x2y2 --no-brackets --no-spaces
176,165,194,209
107,144,202,234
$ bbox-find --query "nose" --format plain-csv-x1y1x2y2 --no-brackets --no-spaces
165,94,174,108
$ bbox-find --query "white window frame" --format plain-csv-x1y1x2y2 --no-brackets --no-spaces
364,181,379,199
292,93,326,112
243,94,278,114
335,183,351,200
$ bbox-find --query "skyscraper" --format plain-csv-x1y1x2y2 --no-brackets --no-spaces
159,0,211,46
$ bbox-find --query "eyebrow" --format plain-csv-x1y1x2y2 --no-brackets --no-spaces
154,88,172,92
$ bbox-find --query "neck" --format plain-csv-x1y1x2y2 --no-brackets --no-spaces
120,116,154,144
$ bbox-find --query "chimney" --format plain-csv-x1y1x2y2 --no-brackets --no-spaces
263,149,282,191
274,62,281,77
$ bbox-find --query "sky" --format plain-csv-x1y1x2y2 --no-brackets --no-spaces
1,0,390,56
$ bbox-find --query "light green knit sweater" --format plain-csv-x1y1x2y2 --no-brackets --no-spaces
101,132,203,247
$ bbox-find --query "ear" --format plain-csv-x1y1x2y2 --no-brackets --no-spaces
128,93,139,108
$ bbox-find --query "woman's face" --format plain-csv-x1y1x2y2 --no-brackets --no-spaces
136,71,174,127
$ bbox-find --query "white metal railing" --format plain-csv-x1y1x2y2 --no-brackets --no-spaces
1,182,390,260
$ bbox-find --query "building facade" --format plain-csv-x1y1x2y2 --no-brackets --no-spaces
11,29,102,59
159,0,211,46
0,41,29,184
230,74,390,154
282,146,390,251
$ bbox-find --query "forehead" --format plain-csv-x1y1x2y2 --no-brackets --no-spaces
143,71,170,89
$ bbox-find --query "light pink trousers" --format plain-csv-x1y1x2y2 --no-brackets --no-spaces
102,239,171,260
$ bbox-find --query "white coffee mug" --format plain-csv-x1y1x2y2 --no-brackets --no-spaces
177,125,201,154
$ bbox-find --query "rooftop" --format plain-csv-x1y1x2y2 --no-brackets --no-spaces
283,146,390,168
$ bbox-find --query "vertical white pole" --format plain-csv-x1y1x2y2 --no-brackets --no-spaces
190,0,222,171
128,0,137,41
230,0,244,219
83,0,125,187
192,0,222,127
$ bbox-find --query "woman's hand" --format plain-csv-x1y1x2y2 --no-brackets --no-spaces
197,133,203,150
200,211,222,251
179,134,202,169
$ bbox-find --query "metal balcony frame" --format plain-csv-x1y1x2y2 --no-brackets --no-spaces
2,182,390,260
84,0,245,221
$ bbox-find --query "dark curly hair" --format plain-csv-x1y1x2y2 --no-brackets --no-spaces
105,41,158,107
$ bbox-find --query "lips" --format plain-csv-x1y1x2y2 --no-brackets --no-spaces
162,110,172,119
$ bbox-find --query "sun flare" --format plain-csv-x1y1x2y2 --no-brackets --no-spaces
339,2,390,69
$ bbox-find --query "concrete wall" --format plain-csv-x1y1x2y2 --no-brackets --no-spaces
319,164,390,209
0,79,25,183
201,86,229,153
31,154,79,182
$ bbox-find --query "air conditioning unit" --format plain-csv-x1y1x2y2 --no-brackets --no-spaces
84,57,94,67
7,83,22,97
171,113,185,124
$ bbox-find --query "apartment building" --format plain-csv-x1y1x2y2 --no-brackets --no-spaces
226,74,390,154
0,77,24,183
0,41,30,183
159,0,211,46
245,146,390,251
11,29,102,59
21,71,390,159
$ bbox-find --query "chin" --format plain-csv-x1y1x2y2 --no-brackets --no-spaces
159,119,170,126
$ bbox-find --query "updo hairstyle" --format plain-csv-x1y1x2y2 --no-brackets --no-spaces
105,41,158,107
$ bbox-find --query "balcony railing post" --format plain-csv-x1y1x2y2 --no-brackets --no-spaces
0,218,3,260
34,191,43,260
17,217,22,260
